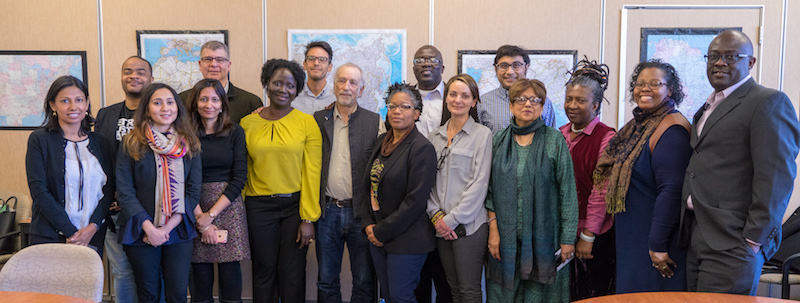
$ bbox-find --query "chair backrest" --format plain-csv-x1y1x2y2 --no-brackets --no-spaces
0,243,104,302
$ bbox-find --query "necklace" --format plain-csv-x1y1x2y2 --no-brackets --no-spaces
515,133,534,146
571,123,586,133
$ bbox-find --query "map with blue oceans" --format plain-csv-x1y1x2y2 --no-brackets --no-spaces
289,30,406,118
140,33,225,93
646,34,717,121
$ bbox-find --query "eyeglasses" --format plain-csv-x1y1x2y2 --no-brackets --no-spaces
200,57,229,63
634,81,667,89
495,62,526,71
704,53,751,64
413,58,441,66
306,56,330,63
512,96,543,106
437,146,451,170
387,104,416,111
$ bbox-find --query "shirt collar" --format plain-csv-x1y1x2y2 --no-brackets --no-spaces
332,104,357,120
711,75,751,106
559,116,601,137
436,117,476,138
420,81,445,98
303,82,330,98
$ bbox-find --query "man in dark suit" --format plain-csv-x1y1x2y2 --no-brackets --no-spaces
313,63,382,303
681,30,800,295
178,41,262,124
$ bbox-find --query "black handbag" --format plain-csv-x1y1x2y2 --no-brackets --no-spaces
0,196,18,254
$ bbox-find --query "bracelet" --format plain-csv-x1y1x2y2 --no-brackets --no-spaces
487,217,496,224
431,211,445,224
301,219,313,224
199,225,211,233
579,231,596,243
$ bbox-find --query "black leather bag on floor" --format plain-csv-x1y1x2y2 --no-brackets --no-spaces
0,196,18,254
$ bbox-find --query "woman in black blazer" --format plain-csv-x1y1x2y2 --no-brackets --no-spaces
362,82,436,303
26,75,114,256
116,83,202,303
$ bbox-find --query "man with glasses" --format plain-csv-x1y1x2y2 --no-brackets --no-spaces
313,63,382,303
179,40,262,124
411,45,454,303
680,30,799,295
477,45,556,134
294,41,336,115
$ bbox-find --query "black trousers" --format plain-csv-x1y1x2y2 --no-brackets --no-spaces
414,248,453,303
570,226,616,301
246,194,307,303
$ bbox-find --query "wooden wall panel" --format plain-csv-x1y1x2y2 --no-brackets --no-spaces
102,0,264,107
0,0,100,197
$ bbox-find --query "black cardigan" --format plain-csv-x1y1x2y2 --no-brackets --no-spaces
25,129,114,240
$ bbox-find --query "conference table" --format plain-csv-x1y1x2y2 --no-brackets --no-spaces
0,291,95,303
575,292,796,302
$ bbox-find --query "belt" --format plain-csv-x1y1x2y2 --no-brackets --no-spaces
266,192,297,198
326,196,353,208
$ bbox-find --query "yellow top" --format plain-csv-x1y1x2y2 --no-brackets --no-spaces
240,109,322,221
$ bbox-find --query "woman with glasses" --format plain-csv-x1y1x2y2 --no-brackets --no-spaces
593,59,690,293
426,74,491,303
559,58,616,300
361,82,436,303
485,79,577,303
186,79,250,303
26,76,114,256
240,59,322,303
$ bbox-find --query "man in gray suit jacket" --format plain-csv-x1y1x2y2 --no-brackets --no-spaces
681,30,800,295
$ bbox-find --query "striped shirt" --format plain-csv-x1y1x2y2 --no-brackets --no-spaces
477,87,556,134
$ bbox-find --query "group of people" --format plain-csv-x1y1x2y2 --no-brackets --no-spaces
24,29,799,303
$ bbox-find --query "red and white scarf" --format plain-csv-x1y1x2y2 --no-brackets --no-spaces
145,124,187,227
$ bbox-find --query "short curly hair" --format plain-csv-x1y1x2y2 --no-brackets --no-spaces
627,59,684,105
384,82,423,114
260,58,306,97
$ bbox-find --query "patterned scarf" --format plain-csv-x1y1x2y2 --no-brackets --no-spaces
145,124,187,227
593,100,675,214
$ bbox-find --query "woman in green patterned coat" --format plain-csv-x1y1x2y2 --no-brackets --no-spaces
485,79,578,303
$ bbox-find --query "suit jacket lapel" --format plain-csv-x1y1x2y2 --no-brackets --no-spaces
696,78,755,143
378,131,415,187
323,110,335,142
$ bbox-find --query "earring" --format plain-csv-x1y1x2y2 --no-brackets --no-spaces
52,112,57,116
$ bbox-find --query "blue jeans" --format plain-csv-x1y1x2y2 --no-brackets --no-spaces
369,245,427,303
106,214,138,303
316,203,374,303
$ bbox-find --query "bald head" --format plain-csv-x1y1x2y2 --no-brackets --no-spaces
707,30,756,91
413,45,444,90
